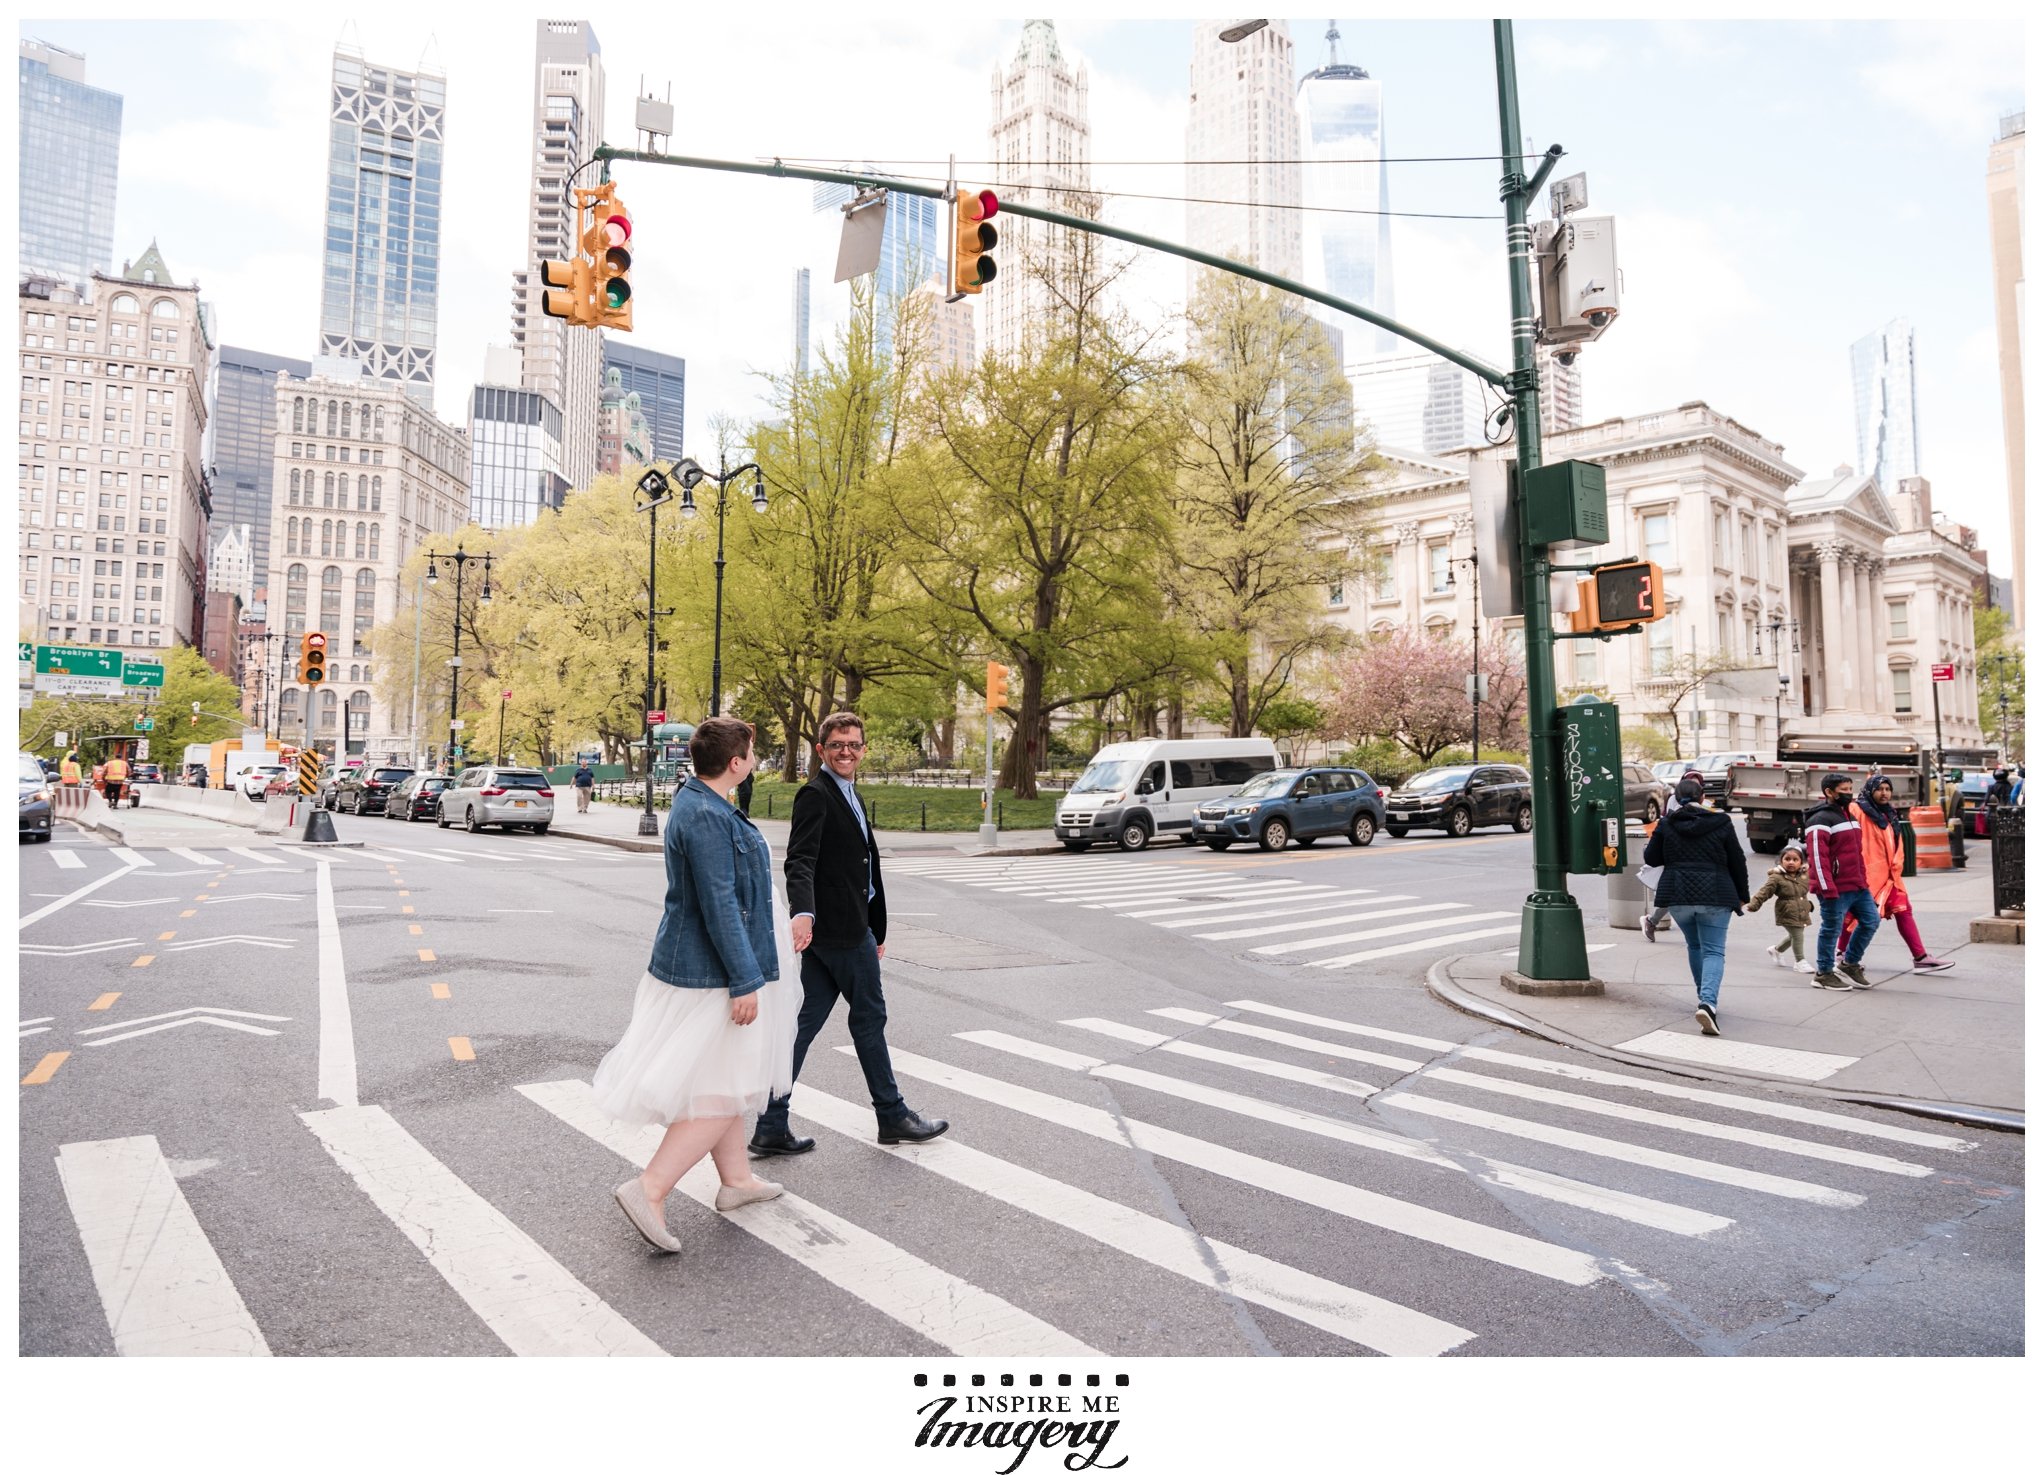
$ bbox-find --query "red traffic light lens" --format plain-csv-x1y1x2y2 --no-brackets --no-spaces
975,189,999,220
602,215,631,247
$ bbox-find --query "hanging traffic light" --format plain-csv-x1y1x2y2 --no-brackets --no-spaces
986,661,1011,712
298,631,328,686
539,251,593,327
952,188,999,297
589,185,633,331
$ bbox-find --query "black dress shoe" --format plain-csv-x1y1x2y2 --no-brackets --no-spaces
747,1129,816,1158
877,1111,949,1145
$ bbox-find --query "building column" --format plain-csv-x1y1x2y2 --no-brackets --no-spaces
1861,558,1885,717
1818,546,1845,715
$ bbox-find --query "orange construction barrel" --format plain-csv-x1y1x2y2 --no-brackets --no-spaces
1909,806,1952,870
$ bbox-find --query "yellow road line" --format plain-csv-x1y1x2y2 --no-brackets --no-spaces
430,983,450,1000
205,881,220,889
398,889,410,897
86,992,120,1011
157,931,175,941
130,955,154,968
179,909,197,918
402,905,414,915
21,1052,70,1086
447,1036,475,1061
418,949,436,962
408,924,423,936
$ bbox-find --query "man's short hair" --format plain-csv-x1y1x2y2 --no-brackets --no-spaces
689,716,755,778
1821,772,1851,794
816,711,865,747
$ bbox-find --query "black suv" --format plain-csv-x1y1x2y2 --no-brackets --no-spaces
1384,763,1534,837
330,765,415,816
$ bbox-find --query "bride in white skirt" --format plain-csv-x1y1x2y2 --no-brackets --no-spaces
590,718,800,1252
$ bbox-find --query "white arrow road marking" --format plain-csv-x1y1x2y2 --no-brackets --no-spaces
21,1017,56,1026
56,1135,271,1355
200,893,302,904
21,938,140,956
168,848,218,865
109,848,156,867
225,848,289,866
82,897,184,909
19,862,141,930
162,935,297,952
51,849,85,870
315,862,357,1109
80,1013,291,1047
78,1006,292,1032
20,1026,53,1037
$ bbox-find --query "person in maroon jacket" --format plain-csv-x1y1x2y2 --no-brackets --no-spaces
1802,772,1882,991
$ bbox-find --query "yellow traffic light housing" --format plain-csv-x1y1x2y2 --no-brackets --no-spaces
986,661,1011,712
298,631,328,686
952,188,1000,297
588,186,633,331
539,253,593,326
1568,560,1667,634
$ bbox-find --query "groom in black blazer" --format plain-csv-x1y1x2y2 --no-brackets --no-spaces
750,712,949,1155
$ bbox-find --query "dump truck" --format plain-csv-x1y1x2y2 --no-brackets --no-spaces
1724,730,1929,853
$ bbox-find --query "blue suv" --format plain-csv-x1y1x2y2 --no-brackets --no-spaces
1192,766,1387,852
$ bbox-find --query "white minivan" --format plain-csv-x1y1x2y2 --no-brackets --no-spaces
1054,738,1281,851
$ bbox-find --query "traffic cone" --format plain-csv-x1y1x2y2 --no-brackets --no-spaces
300,805,340,843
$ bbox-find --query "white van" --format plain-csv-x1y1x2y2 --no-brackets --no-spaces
1054,738,1281,851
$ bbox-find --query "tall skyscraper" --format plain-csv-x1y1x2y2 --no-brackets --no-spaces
1850,318,1920,495
510,19,605,495
792,267,811,376
1296,23,1393,355
210,345,310,605
1541,356,1582,435
1987,111,2025,629
318,43,445,409
469,382,567,529
1349,349,1490,456
986,20,1095,363
602,340,686,466
18,39,122,288
1186,20,1302,299
811,183,941,364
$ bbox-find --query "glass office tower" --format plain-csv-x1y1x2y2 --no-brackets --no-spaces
1297,24,1395,356
1850,318,1919,495
18,39,122,287
602,340,687,466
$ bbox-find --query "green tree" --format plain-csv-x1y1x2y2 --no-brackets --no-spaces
1975,600,2025,759
1636,650,1748,760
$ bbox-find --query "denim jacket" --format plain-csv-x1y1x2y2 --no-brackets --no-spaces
646,777,778,996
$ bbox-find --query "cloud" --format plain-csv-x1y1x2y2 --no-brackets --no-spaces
1860,20,2025,145
1521,32,1621,75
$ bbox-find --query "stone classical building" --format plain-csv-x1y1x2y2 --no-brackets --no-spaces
1330,401,1979,756
265,361,468,758
986,20,1094,364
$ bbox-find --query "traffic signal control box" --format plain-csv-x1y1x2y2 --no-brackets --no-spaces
1522,459,1608,550
1556,698,1627,875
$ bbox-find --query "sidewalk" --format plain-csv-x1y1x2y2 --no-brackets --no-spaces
1428,865,2024,1130
551,796,1065,858
61,791,266,848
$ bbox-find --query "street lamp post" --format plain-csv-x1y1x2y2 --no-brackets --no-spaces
631,468,678,837
1756,616,1800,751
423,545,493,775
673,455,768,718
1986,651,2014,761
1447,553,1482,762
497,688,511,766
245,630,282,737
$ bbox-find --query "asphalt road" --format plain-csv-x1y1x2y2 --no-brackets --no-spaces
17,812,2024,1358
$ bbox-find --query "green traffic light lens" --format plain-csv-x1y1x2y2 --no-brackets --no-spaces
605,281,630,308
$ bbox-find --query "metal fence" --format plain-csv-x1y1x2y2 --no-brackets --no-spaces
1990,805,2025,918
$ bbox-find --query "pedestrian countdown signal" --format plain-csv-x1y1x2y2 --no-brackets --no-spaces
1568,560,1667,634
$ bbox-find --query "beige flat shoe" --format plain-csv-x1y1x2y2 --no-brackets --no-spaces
714,1177,783,1212
615,1180,681,1251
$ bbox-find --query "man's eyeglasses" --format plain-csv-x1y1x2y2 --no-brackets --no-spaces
823,740,866,754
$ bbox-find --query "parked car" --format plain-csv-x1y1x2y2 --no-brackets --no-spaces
239,764,288,801
1053,738,1281,852
1623,762,1671,823
19,752,53,842
383,773,452,822
1650,759,1689,788
1383,763,1534,837
129,762,164,785
438,764,555,833
1192,766,1387,852
331,764,414,816
1691,751,1760,803
262,769,307,802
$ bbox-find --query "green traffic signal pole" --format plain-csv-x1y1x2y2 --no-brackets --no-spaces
594,20,1593,977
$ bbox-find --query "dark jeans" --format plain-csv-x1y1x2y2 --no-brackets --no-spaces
755,930,907,1133
1816,889,1881,973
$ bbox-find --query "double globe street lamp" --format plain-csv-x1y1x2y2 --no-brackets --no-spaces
424,544,493,774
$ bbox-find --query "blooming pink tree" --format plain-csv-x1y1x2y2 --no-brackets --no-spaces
1322,630,1473,763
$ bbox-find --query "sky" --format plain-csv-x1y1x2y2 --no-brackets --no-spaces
16,7,2026,573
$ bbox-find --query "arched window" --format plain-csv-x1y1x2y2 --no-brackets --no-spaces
347,689,370,744
370,475,382,511
373,407,385,439
323,471,334,507
360,403,373,438
320,520,333,557
319,688,339,738
354,523,367,559
285,517,297,556
356,474,369,510
109,293,139,315
367,524,380,560
292,397,305,434
289,469,301,504
325,401,337,437
150,299,179,319
280,689,301,725
341,402,353,438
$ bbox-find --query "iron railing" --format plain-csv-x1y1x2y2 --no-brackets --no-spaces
1989,804,2025,918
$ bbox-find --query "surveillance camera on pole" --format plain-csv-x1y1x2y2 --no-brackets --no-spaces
1533,175,1621,362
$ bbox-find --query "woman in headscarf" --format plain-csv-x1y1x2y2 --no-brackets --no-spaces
1841,774,1955,976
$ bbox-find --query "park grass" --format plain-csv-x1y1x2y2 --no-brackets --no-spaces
746,777,1065,832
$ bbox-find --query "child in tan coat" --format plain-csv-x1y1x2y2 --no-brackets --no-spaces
1746,842,1814,972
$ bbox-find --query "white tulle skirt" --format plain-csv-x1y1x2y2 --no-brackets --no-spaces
590,869,800,1127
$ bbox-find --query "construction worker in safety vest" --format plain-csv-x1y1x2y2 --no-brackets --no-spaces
59,752,82,785
102,752,130,807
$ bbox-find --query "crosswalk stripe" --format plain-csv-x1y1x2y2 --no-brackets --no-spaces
983,875,1260,899
1423,1067,1935,1178
1458,1047,1975,1152
1306,925,1523,967
789,1084,1472,1356
364,844,466,864
1224,999,1456,1053
870,1046,1603,1284
517,1080,1095,1356
168,848,216,865
110,848,155,867
55,1136,270,1355
1376,1094,1867,1208
1198,900,1466,942
1061,1017,1382,1099
301,1103,665,1357
1148,1009,1427,1073
1252,909,1512,956
1121,886,1357,919
227,848,288,866
974,1029,1730,1238
1083,882,1327,907
51,849,85,870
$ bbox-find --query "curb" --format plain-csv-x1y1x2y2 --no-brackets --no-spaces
1424,956,2023,1134
551,825,1070,859
550,826,662,854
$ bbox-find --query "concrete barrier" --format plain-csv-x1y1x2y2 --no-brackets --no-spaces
131,785,269,831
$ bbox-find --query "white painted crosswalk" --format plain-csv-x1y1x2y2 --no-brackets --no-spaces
886,854,1522,970
24,837,645,879
44,994,1975,1358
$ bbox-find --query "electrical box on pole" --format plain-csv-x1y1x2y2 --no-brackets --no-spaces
1522,459,1608,550
1557,698,1627,874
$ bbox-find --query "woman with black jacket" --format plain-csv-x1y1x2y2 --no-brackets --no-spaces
1641,777,1750,1037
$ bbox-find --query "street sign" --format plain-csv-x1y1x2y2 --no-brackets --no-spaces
449,719,467,730
648,709,666,724
132,717,155,732
136,739,150,760
34,643,125,697
1932,663,1956,682
502,689,513,700
122,660,164,688
298,750,321,796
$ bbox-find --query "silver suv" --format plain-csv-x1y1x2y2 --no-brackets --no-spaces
438,765,556,834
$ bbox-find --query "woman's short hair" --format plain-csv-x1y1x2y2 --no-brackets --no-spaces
689,716,755,778
1674,777,1705,805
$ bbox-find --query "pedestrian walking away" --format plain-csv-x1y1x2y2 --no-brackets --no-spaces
750,710,950,1158
1803,771,1882,990
1840,775,1955,976
1641,776,1748,1037
101,751,130,809
589,716,799,1252
1746,841,1814,972
573,758,594,814
1639,768,1705,942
